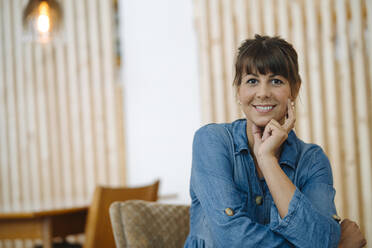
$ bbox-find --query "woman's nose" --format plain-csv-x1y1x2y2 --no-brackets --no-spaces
256,83,271,99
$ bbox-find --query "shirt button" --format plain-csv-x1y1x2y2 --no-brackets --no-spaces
225,208,234,216
255,196,263,205
332,214,341,223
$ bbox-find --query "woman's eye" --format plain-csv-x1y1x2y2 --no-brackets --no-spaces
246,79,258,85
271,79,283,85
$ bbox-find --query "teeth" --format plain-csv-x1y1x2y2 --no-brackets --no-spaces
256,106,273,110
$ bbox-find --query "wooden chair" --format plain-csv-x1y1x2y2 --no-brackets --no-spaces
83,180,160,248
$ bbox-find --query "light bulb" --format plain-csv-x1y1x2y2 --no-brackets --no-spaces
37,15,50,33
23,0,63,43
37,2,51,33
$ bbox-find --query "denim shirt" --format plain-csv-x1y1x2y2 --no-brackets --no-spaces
184,119,341,248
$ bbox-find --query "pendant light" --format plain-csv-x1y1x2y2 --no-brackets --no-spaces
22,0,63,43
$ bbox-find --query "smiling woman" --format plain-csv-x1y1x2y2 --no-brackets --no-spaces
184,35,367,248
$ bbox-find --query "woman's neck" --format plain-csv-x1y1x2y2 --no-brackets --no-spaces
245,118,283,159
245,119,255,152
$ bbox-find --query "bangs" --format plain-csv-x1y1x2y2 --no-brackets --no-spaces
241,45,291,80
233,35,301,90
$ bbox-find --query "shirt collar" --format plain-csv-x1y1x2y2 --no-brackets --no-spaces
278,131,298,169
232,119,298,170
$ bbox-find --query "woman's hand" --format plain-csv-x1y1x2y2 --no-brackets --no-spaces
250,99,296,218
338,219,367,248
252,99,295,165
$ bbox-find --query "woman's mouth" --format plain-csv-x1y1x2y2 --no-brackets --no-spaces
253,105,275,113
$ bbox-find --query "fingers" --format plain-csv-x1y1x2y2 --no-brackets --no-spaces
340,219,367,247
341,219,359,228
262,123,272,141
362,238,367,247
341,218,352,226
252,123,263,145
341,219,359,231
262,119,287,141
282,99,296,132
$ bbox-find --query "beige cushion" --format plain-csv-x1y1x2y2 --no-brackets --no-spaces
109,200,190,248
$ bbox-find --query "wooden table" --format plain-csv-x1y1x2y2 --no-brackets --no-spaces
0,206,88,248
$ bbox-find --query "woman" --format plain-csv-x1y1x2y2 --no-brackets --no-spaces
184,35,366,247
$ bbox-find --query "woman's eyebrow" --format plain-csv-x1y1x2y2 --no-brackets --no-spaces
245,73,259,77
269,74,281,78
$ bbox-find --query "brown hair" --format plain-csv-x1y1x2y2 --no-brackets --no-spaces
233,34,301,97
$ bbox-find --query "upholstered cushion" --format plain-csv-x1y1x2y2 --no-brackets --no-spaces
109,200,190,248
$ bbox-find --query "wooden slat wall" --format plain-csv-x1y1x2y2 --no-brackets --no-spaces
194,0,372,245
0,0,126,247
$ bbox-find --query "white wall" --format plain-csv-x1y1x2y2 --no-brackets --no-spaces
119,0,201,204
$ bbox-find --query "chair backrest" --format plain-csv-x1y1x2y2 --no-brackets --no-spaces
109,200,190,248
84,180,159,248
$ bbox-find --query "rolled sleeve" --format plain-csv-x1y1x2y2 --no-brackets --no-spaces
269,147,341,248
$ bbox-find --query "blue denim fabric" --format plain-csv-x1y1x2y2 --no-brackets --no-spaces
184,119,341,248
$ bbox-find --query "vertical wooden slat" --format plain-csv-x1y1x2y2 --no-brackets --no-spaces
332,3,349,220
367,0,372,145
34,43,53,209
87,0,106,188
263,0,275,35
52,1,73,207
248,0,262,36
65,0,83,205
272,0,279,35
72,0,87,203
234,0,249,43
204,0,216,122
365,1,372,240
99,0,120,185
315,0,330,154
304,0,326,149
115,83,126,186
0,0,11,213
194,0,214,124
44,41,62,208
52,14,73,207
320,0,345,216
218,0,230,121
75,0,94,201
12,0,29,212
244,0,253,38
291,0,312,142
209,0,226,122
257,0,265,35
231,0,239,51
3,0,21,212
335,0,361,223
54,2,75,209
221,0,239,121
349,0,372,235
277,0,289,40
22,1,42,211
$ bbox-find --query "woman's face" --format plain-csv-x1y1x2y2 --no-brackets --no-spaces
237,71,293,128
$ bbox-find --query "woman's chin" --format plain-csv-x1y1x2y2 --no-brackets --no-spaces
248,115,286,128
249,119,271,128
